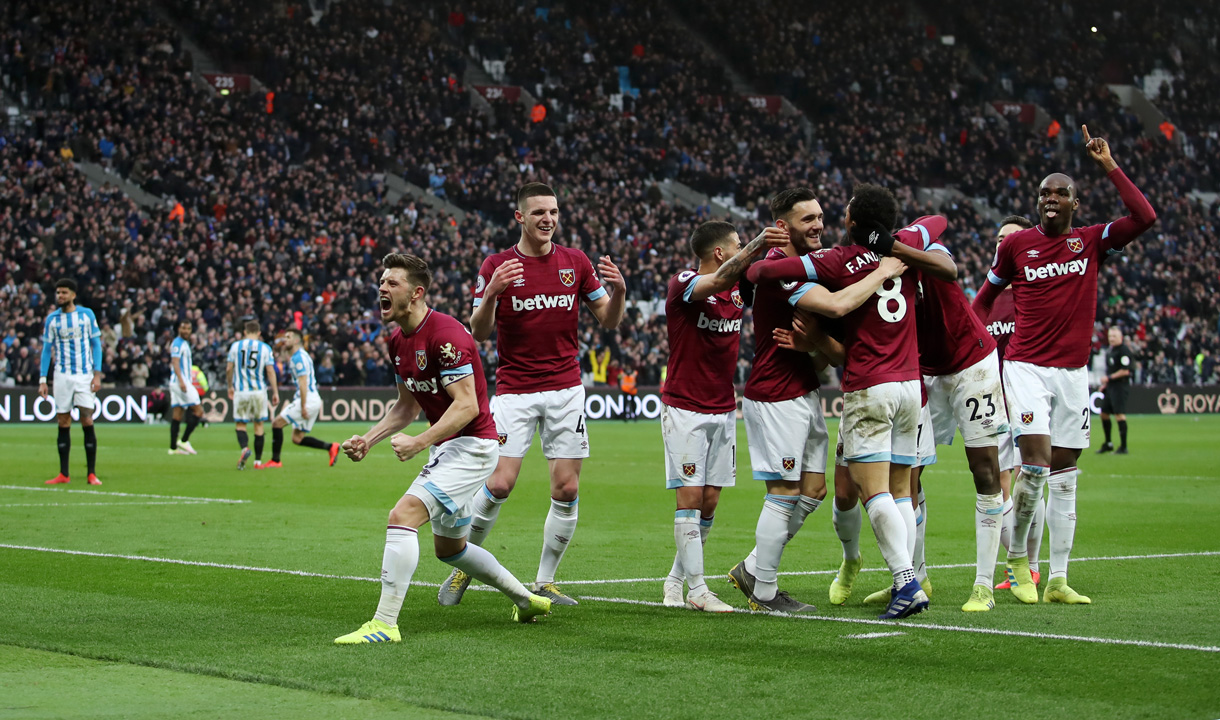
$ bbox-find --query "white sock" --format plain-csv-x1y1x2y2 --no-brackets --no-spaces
790,495,822,538
974,492,1003,586
1046,468,1078,581
536,497,578,584
442,542,531,605
999,497,1014,554
373,525,419,626
667,515,714,584
468,485,506,547
673,510,705,592
865,493,914,588
832,502,862,560
896,497,917,563
1007,464,1049,559
1028,496,1046,574
753,494,796,602
912,493,927,582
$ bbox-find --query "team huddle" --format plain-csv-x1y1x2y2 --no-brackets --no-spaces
36,127,1155,641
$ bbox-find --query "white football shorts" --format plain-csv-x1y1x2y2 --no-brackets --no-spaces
280,393,323,433
170,380,201,408
53,372,96,415
840,380,919,466
405,436,499,538
916,401,937,468
491,385,589,459
925,350,1007,448
661,404,736,489
998,428,1022,472
1003,361,1090,449
743,390,829,481
233,390,269,423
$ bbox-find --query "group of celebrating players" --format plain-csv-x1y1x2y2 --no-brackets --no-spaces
34,125,1155,643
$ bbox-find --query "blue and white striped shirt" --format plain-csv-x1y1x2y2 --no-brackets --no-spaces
170,337,193,382
227,339,274,392
41,307,102,377
290,349,319,397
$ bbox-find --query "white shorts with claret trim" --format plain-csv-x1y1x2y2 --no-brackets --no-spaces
405,436,499,538
53,373,96,414
841,380,919,465
925,350,1008,448
661,404,736,489
1003,361,1090,449
743,391,829,482
491,386,589,459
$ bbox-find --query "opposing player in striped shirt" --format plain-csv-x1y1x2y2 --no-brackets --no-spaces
39,279,104,485
169,320,205,455
266,329,341,468
226,319,280,470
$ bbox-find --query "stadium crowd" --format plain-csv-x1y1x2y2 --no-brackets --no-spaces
1,0,1218,391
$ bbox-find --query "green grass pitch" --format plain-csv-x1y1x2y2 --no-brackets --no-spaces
1,415,1218,719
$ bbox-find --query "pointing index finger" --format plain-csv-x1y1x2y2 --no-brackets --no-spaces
1081,124,1092,144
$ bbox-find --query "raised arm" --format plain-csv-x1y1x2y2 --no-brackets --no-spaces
586,256,626,329
855,216,957,282
745,253,812,285
688,227,788,302
1082,125,1156,250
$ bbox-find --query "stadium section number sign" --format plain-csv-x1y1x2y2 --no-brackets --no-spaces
474,86,522,103
202,73,252,93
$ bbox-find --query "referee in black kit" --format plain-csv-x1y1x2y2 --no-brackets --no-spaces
1098,327,1133,454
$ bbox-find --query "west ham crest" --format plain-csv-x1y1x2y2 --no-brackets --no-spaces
731,289,744,308
559,268,576,287
498,433,508,446
682,462,697,477
415,350,428,371
1020,412,1034,425
1066,237,1083,253
782,457,796,471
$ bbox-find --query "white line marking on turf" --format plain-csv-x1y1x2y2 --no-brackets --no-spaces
844,632,906,639
0,485,250,504
0,543,495,592
552,551,1220,586
0,502,215,508
578,596,1220,654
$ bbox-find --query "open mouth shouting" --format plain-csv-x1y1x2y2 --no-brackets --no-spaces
379,294,393,316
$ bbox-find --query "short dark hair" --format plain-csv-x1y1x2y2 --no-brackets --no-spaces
382,252,432,290
689,221,737,260
55,278,77,293
283,328,302,342
1000,215,1034,230
518,182,556,207
243,319,261,334
769,187,818,222
848,184,898,233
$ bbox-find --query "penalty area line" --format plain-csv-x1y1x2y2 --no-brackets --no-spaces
577,595,1220,654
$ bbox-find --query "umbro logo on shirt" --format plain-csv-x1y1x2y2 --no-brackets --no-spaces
1026,250,1041,257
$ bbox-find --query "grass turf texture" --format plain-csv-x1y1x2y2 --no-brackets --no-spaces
1,416,1217,719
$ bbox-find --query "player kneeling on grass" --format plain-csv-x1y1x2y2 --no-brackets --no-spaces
335,254,551,644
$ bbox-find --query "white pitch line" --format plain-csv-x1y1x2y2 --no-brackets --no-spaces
577,595,1220,654
0,501,215,508
0,485,250,504
554,550,1220,586
844,632,906,639
0,543,498,592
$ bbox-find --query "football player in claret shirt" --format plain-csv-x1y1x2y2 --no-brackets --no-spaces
334,253,551,644
660,220,787,613
747,184,954,619
983,217,1048,592
973,125,1156,605
440,183,626,608
729,187,906,615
